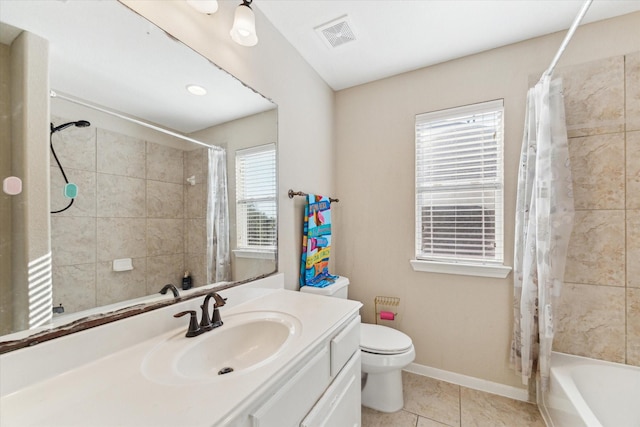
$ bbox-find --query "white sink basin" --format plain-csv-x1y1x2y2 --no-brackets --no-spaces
142,310,301,385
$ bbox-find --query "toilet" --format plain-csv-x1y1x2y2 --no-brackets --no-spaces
300,277,415,413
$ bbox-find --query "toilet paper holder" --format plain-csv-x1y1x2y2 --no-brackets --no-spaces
374,296,400,324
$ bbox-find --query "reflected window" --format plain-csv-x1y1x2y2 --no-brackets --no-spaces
235,143,277,251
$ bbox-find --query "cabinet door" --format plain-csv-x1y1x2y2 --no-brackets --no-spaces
301,351,361,427
250,346,331,427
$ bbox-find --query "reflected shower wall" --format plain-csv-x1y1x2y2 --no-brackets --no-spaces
49,107,211,314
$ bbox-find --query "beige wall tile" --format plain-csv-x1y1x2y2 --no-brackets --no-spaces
51,216,96,266
184,253,207,288
147,142,184,184
185,183,207,219
628,288,640,366
568,133,624,210
96,218,147,262
627,52,640,131
147,218,184,256
146,254,184,294
97,129,146,178
147,180,184,219
185,147,206,179
626,131,640,209
627,210,640,288
52,263,96,313
97,173,146,218
402,372,460,427
186,219,206,254
557,56,625,138
460,388,544,427
564,210,625,286
50,168,96,217
555,283,626,363
96,258,147,306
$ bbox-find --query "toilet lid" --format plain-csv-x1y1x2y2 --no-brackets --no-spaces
360,323,413,355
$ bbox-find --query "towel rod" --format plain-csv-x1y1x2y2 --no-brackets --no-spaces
288,189,339,203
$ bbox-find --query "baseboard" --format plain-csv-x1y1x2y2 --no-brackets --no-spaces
404,363,530,402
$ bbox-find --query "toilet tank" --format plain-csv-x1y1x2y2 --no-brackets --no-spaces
299,276,350,299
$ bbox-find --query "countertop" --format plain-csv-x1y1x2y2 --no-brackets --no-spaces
0,288,361,426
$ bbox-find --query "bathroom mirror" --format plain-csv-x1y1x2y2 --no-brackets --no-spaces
0,0,277,348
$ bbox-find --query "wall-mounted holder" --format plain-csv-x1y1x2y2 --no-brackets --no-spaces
374,295,400,327
113,258,133,272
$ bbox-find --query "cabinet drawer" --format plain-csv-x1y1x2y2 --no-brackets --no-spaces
301,351,361,427
330,315,360,377
250,346,330,427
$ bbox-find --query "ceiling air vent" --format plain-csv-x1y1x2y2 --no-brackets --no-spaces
315,15,357,49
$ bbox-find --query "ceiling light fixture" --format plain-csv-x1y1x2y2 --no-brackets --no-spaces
186,0,219,15
230,0,258,47
186,84,207,96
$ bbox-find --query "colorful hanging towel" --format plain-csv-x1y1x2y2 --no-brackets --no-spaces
300,194,338,288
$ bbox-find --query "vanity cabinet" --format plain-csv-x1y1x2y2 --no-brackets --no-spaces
0,283,363,427
246,315,361,427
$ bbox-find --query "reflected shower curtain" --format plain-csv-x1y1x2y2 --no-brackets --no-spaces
511,76,574,389
207,148,230,284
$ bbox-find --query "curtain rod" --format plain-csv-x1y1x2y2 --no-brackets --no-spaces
288,189,339,203
49,90,221,151
542,0,593,80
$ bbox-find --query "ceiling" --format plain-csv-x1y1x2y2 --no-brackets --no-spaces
256,0,640,91
0,0,275,134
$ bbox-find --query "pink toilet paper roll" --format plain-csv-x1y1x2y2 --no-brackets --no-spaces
379,311,395,321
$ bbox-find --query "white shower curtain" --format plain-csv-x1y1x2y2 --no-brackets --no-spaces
511,75,574,389
207,147,230,284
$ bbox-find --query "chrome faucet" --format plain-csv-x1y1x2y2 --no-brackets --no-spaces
159,284,179,298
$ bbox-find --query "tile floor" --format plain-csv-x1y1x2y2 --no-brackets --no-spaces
362,372,545,427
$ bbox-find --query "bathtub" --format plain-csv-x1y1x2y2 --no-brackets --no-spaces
540,352,640,427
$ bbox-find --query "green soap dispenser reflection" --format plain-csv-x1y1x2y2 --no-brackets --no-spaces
64,183,78,199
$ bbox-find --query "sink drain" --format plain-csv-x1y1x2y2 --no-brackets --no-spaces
218,367,234,375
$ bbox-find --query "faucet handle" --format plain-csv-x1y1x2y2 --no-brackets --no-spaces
212,293,227,308
173,310,202,337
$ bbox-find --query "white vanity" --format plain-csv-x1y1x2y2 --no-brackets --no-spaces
0,274,362,426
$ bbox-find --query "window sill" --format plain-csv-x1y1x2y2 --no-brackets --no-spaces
233,249,276,260
410,260,512,278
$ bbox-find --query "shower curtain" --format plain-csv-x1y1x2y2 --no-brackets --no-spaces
207,148,230,284
511,75,574,389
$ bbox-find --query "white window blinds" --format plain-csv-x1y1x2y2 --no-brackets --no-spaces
415,99,504,264
235,143,277,250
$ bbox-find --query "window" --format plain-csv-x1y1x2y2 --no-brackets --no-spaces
413,100,510,277
235,143,276,254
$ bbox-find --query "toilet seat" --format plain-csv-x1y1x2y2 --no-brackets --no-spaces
360,323,413,355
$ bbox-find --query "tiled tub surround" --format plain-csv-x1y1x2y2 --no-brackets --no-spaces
50,119,211,314
0,274,363,426
552,51,640,366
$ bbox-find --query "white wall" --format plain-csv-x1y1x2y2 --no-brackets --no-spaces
120,0,335,290
333,12,640,388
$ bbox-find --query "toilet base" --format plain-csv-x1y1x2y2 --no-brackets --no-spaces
361,369,404,413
